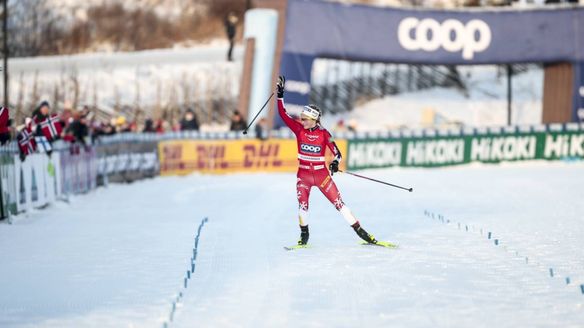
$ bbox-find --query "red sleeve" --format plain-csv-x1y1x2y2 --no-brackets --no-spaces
277,98,302,134
324,129,342,162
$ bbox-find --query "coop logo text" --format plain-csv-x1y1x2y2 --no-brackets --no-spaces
300,144,322,153
398,17,492,60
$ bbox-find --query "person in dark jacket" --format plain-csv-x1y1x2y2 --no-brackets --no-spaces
230,110,248,131
254,117,269,140
65,111,89,149
179,109,199,131
224,12,239,61
32,101,51,137
143,118,156,133
32,101,50,123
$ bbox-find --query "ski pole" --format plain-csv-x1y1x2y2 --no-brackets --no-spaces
243,92,274,135
339,170,413,192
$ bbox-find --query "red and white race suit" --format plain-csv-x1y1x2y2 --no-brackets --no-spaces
278,98,358,226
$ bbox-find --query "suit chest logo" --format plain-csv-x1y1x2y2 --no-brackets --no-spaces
300,143,322,153
305,134,320,142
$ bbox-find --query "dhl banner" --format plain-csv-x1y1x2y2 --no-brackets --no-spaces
159,139,347,175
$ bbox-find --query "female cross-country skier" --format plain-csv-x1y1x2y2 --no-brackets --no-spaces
276,76,378,246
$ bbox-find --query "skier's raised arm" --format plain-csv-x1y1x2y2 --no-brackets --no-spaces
276,76,302,134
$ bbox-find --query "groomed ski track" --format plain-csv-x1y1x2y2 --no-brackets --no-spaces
1,162,584,327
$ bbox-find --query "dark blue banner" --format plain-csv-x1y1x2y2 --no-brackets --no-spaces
277,0,584,125
274,52,314,127
575,62,584,122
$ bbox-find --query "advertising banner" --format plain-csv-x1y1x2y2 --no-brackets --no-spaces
159,139,347,176
347,126,584,170
280,0,584,122
284,0,584,65
96,141,159,184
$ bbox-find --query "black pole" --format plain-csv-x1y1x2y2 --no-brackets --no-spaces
0,0,6,220
339,170,413,192
2,0,6,107
507,65,512,126
242,92,274,135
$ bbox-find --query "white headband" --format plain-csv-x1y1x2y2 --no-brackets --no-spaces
302,106,320,120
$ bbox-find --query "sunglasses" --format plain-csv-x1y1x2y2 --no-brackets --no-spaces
301,117,315,122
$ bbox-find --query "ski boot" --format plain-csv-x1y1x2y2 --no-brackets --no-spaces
352,222,377,244
298,225,309,245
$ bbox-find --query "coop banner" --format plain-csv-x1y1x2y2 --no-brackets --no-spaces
284,0,584,65
280,1,584,125
347,127,584,169
159,139,347,175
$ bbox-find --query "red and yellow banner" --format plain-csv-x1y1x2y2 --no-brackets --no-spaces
159,139,347,175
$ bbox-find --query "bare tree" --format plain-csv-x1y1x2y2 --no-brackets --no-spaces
51,82,61,116
70,68,80,110
92,80,98,111
29,70,39,114
15,72,24,124
7,0,63,57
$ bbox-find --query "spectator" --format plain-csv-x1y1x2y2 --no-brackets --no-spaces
32,101,51,137
348,119,358,132
90,120,106,144
333,119,347,134
155,119,165,133
32,100,50,124
143,118,156,133
254,117,269,140
224,12,239,61
229,110,248,131
64,111,89,149
180,109,199,131
104,119,117,135
115,116,133,133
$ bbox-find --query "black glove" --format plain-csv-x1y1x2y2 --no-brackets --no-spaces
276,75,285,98
329,160,339,175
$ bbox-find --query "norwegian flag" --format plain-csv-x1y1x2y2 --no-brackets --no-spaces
39,114,63,141
0,106,9,145
0,106,9,133
17,126,37,156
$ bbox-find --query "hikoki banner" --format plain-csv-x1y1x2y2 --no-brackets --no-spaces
346,124,584,169
158,139,348,175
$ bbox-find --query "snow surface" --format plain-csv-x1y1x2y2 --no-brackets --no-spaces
320,66,543,131
1,161,584,327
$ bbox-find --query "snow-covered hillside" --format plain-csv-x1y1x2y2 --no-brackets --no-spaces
7,44,243,115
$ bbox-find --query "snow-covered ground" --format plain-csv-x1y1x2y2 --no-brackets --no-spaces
1,161,584,327
321,66,543,130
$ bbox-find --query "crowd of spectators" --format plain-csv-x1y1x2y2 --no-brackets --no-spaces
5,101,274,160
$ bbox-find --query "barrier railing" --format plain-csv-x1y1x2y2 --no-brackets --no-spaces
1,123,582,220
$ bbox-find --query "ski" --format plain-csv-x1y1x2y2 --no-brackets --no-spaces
284,244,310,251
361,241,398,248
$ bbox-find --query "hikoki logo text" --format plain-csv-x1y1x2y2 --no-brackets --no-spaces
398,17,492,60
301,143,322,153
